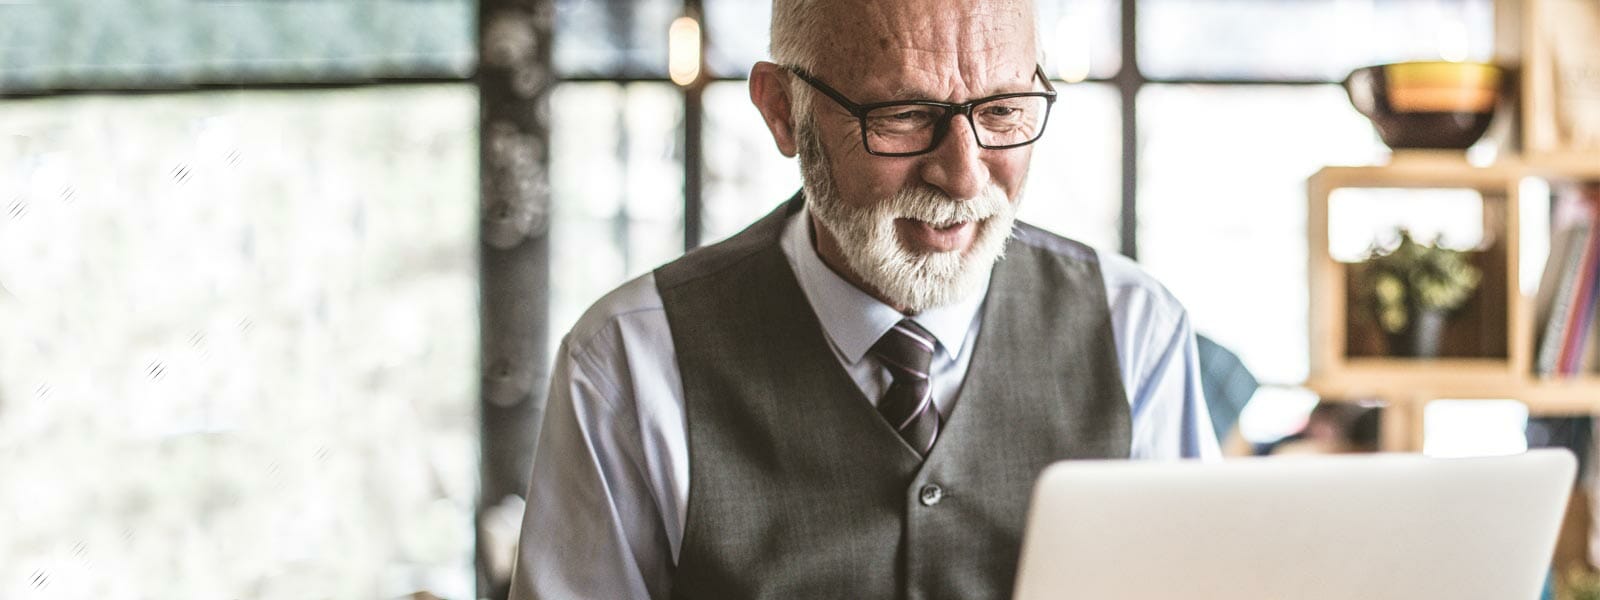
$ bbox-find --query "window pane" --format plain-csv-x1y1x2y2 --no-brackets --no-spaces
1423,399,1529,458
1327,188,1486,263
1139,0,1495,81
1137,84,1387,385
0,85,478,598
555,0,677,77
0,0,474,91
1037,0,1122,81
1018,82,1121,253
704,0,772,77
550,82,685,353
703,81,802,243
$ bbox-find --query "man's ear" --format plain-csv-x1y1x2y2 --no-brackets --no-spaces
749,61,799,158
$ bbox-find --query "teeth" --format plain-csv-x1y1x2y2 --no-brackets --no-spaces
903,217,978,229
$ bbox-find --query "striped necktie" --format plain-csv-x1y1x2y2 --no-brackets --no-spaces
869,319,942,457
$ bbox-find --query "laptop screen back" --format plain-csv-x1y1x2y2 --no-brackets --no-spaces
1013,450,1576,600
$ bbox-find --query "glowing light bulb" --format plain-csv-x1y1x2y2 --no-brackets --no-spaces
669,16,702,87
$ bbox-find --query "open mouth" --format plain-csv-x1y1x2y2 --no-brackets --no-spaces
896,217,981,253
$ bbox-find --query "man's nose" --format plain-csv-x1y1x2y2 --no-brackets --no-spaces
917,116,990,201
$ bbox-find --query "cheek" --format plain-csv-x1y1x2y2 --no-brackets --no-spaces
833,155,920,204
987,151,1033,198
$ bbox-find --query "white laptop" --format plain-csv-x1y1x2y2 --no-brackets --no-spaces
1013,449,1576,600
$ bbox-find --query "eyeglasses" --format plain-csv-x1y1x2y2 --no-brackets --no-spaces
786,64,1057,157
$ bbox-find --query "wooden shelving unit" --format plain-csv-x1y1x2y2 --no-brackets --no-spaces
1306,155,1600,450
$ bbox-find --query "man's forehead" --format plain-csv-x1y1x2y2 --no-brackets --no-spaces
812,0,1036,98
838,0,1030,54
828,0,1033,24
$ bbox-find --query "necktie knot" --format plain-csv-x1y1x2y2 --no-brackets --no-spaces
870,319,936,381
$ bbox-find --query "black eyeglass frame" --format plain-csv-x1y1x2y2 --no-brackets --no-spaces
786,64,1058,157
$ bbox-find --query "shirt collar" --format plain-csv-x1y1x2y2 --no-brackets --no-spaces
778,202,990,364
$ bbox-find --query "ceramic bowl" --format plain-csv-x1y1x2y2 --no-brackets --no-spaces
1344,61,1502,150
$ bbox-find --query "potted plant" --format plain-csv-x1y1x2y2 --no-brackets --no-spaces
1359,229,1482,358
1560,567,1600,600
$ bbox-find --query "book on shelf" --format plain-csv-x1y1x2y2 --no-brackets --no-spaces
1536,220,1591,376
1562,229,1600,375
1534,183,1600,377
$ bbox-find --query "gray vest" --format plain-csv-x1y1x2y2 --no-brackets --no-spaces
656,197,1130,600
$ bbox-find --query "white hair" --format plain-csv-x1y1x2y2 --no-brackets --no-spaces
769,0,824,128
770,0,825,74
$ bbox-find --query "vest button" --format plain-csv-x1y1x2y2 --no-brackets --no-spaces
919,484,944,506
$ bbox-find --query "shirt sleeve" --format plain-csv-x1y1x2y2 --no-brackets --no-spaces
509,332,673,600
1126,306,1222,461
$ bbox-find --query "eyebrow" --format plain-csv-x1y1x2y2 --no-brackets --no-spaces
883,71,1039,103
885,84,940,101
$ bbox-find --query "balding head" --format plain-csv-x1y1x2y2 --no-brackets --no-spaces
771,0,1037,78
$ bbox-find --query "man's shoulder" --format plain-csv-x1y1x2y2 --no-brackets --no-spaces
566,271,666,354
1100,250,1185,313
1095,246,1190,327
1009,220,1099,263
1010,221,1186,315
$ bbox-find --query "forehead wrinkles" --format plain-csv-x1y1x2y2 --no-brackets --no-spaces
825,1,1034,98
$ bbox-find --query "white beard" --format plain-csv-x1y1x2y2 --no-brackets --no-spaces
797,120,1017,314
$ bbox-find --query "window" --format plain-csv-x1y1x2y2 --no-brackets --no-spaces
549,82,686,350
0,0,473,91
1138,0,1494,81
1136,84,1385,385
0,86,479,599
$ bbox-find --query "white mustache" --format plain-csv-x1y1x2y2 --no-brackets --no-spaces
884,186,1010,229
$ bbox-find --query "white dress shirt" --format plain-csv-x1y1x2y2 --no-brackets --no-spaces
510,206,1220,599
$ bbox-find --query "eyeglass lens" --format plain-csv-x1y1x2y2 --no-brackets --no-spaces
861,95,1051,154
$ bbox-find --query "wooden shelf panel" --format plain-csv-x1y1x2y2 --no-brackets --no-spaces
1308,371,1600,416
1311,159,1522,191
1518,153,1600,181
1520,379,1600,415
1312,156,1600,192
1307,359,1521,399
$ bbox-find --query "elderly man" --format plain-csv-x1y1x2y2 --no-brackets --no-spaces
510,0,1218,597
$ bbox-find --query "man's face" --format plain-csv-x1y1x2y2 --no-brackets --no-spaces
798,0,1040,312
